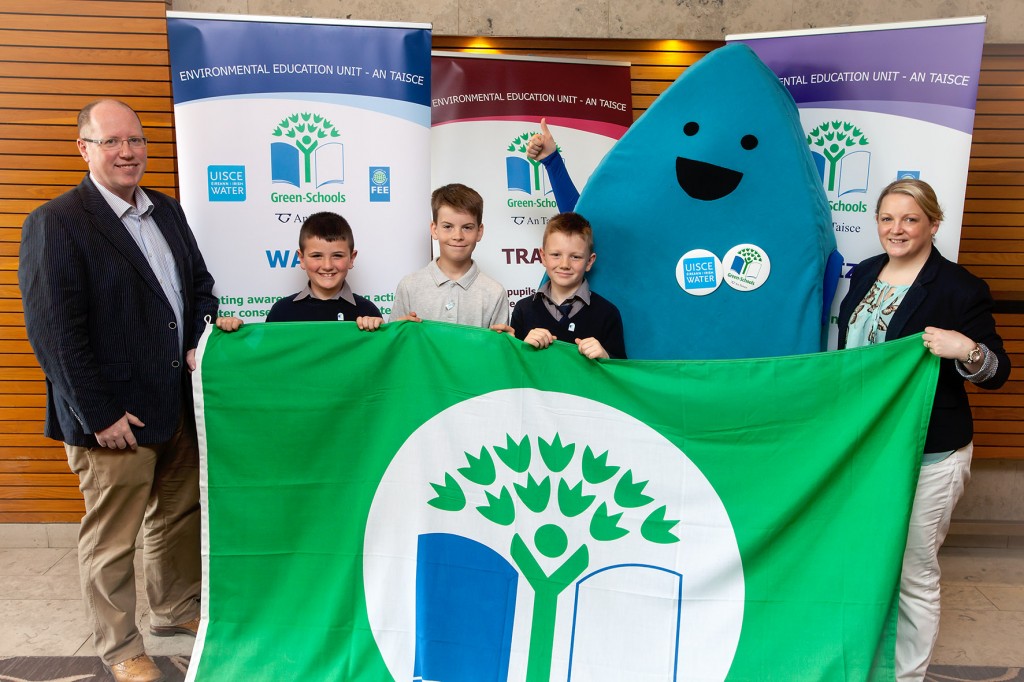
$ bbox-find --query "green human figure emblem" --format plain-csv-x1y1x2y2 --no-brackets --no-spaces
428,433,680,680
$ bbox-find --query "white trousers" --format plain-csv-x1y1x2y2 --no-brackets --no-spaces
895,442,973,681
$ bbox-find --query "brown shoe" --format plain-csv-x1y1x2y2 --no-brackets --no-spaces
149,615,199,637
109,653,165,682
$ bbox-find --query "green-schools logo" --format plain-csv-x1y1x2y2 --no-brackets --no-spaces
807,120,871,206
505,131,556,207
723,243,771,292
269,112,346,203
363,389,743,680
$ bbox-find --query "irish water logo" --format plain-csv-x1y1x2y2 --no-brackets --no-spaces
207,165,245,202
505,131,556,207
807,121,871,208
676,249,723,296
369,166,390,203
363,389,743,681
269,113,346,203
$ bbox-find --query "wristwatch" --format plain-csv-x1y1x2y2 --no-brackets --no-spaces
963,345,983,364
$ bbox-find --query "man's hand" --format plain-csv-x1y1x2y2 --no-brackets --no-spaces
186,348,197,372
491,323,515,334
395,312,422,323
95,412,145,450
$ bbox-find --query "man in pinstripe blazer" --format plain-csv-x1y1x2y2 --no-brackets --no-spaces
18,99,217,682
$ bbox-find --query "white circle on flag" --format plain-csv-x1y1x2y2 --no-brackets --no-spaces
722,243,771,292
675,249,723,296
363,389,744,681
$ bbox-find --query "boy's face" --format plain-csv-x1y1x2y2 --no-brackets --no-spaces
297,236,356,299
430,206,483,266
541,231,596,295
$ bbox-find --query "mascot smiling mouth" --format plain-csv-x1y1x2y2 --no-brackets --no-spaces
675,157,743,201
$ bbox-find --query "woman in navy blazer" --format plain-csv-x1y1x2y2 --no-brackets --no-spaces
837,179,1010,681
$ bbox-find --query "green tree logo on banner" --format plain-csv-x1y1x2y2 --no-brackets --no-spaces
273,113,341,184
507,132,544,192
806,121,869,192
428,433,680,681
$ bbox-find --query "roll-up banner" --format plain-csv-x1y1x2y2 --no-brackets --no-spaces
728,17,986,346
167,13,432,322
431,53,633,310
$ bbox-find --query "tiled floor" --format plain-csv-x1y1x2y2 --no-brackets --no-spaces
1,525,1023,667
0,525,194,660
932,545,1024,667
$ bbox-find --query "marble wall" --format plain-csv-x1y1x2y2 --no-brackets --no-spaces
957,461,1024,523
170,0,1022,43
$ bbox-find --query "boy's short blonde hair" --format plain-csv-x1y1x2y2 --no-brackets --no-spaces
431,184,484,224
543,212,594,254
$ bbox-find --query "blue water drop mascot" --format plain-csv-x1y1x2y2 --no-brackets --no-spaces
530,43,841,360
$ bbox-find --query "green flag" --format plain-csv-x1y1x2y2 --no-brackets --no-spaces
191,321,937,681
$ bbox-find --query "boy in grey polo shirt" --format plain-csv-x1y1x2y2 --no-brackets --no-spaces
390,184,512,331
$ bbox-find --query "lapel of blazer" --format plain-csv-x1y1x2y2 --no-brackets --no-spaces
886,247,943,339
77,175,174,312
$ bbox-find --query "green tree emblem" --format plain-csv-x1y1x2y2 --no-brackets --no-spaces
736,247,762,275
428,433,680,680
508,132,560,193
273,113,341,184
806,121,869,192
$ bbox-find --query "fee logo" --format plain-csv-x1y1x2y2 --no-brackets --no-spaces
806,120,871,199
270,112,344,189
363,390,743,681
207,165,246,202
369,166,390,203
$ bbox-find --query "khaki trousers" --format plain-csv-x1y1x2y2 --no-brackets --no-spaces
65,416,201,666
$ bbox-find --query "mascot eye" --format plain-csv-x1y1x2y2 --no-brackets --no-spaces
683,121,699,136
741,134,758,150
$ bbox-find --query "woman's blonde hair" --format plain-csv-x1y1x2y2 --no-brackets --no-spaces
875,178,944,225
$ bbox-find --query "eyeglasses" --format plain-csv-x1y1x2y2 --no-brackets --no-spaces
80,136,148,150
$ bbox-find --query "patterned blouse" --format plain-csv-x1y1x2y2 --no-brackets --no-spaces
844,280,911,349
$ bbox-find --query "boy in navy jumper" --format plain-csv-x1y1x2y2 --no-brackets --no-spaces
216,212,387,331
511,212,626,359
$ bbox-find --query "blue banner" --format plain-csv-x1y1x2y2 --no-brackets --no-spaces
168,15,431,107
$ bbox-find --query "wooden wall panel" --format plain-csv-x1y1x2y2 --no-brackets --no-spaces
963,45,1024,452
0,0,173,522
1,26,1021,521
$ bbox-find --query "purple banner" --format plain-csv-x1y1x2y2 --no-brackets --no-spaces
734,21,985,133
728,18,985,348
